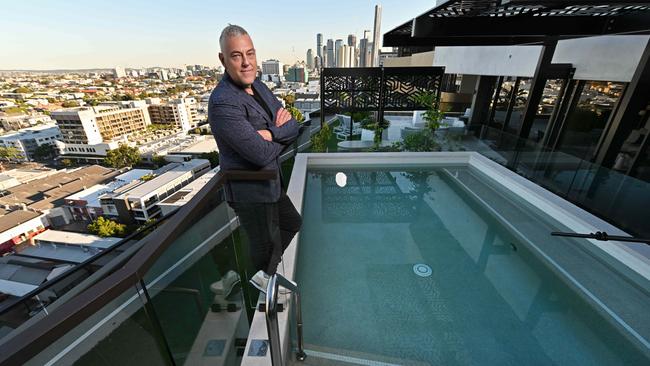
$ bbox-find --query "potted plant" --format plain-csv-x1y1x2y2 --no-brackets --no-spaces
414,91,443,133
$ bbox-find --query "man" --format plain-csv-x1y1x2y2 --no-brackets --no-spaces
208,24,302,292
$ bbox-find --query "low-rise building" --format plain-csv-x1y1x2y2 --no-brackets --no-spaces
62,169,152,222
0,123,62,161
100,160,210,223
0,165,121,227
157,166,219,216
0,209,48,256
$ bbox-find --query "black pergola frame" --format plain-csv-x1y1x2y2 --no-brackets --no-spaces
384,1,650,48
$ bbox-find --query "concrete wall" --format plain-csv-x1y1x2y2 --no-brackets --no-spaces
433,46,543,77
431,35,650,82
552,35,650,82
383,51,435,67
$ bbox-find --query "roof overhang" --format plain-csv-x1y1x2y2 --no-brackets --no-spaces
384,1,650,47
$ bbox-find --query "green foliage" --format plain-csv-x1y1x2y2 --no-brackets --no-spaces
310,123,332,153
2,106,27,115
282,94,296,106
199,151,220,168
113,94,135,101
87,216,127,237
286,106,304,123
414,91,443,132
33,144,56,160
397,130,440,152
104,144,141,168
0,146,23,161
13,86,32,93
360,117,390,131
151,154,167,167
349,111,371,122
360,117,390,145
60,158,73,167
140,173,155,181
147,123,174,131
61,100,80,108
165,86,191,95
82,96,101,106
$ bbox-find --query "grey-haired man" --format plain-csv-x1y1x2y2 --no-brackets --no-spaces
208,25,302,292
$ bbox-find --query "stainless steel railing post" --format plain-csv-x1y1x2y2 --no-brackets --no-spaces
263,273,307,365
265,275,283,366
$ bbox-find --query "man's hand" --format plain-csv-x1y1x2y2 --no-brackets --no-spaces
275,108,292,127
257,129,273,141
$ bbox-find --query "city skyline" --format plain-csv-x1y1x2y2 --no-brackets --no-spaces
1,0,434,70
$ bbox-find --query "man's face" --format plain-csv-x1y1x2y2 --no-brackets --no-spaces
219,34,257,88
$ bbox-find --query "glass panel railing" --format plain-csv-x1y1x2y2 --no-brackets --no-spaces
305,115,650,239
138,187,252,365
0,172,279,366
0,218,168,346
474,126,650,239
21,284,172,366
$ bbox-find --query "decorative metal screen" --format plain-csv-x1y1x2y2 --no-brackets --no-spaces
320,66,445,119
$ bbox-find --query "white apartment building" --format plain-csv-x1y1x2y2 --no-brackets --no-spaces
51,103,151,160
0,123,62,161
147,98,198,131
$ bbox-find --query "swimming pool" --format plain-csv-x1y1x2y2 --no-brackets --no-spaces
241,152,650,366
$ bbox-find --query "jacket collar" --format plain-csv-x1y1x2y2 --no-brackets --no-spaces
222,72,274,123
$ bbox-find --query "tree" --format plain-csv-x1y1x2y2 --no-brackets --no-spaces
286,106,305,123
151,154,167,167
104,144,141,168
0,146,23,162
199,151,220,168
398,130,439,152
140,173,155,181
310,123,332,152
282,94,296,106
87,216,127,237
60,158,73,167
414,91,444,132
33,144,56,161
13,86,32,93
62,100,80,108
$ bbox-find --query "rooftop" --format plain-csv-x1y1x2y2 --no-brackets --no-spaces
0,165,120,210
0,210,43,234
33,230,121,249
117,159,209,199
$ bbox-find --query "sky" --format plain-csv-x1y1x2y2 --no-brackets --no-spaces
0,0,435,70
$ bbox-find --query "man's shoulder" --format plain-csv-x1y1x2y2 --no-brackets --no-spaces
209,80,237,106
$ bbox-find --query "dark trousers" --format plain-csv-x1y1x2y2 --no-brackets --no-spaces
229,191,302,276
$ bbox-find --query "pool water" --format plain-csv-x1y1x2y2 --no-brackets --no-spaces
294,167,648,365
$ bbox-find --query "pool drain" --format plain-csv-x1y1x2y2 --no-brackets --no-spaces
413,264,432,277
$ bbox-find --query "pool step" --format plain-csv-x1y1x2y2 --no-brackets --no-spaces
289,344,427,366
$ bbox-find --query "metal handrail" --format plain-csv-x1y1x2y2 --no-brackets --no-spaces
264,273,306,366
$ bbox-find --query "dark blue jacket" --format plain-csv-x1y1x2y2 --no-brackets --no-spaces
209,73,300,203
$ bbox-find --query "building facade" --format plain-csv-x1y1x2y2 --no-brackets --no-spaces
147,98,198,132
51,103,150,159
0,123,62,161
